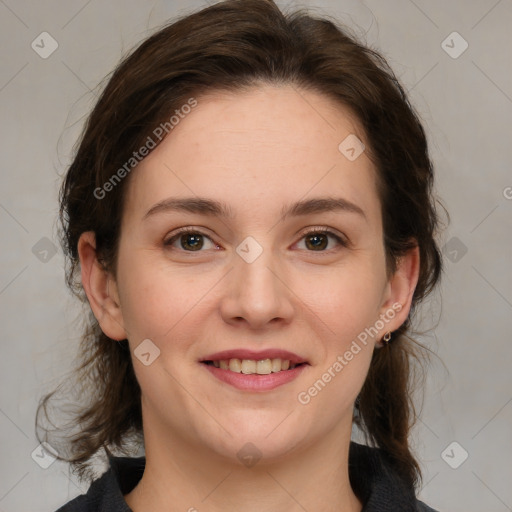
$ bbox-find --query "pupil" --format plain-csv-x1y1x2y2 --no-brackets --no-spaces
183,233,203,250
306,234,327,250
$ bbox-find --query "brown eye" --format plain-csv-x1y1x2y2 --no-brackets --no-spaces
178,233,204,251
305,233,328,251
164,228,218,252
297,229,347,252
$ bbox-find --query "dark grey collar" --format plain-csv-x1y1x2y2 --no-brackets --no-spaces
57,441,438,511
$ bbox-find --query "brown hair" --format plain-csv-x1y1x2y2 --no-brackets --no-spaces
37,0,444,490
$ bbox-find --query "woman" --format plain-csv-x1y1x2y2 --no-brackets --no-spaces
39,0,444,510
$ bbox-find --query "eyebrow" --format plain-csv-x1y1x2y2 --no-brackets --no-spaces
142,196,366,221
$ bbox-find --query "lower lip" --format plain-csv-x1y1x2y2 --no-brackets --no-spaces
201,363,309,391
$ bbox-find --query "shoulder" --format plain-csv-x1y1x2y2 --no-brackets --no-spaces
54,456,145,512
54,471,111,512
417,501,440,512
348,441,441,512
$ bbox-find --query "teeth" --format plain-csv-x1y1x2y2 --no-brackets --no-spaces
256,359,272,374
210,358,300,374
271,358,281,372
229,358,242,373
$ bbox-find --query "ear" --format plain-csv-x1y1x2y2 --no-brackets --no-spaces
377,244,420,345
77,231,127,341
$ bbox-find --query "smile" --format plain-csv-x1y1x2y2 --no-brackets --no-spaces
200,359,309,391
202,358,305,374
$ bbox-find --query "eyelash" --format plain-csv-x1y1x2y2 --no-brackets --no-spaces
163,226,349,253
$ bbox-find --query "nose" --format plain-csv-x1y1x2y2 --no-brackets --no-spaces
219,244,295,330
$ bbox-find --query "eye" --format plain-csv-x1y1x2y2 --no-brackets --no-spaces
164,226,348,253
295,227,348,252
164,227,219,252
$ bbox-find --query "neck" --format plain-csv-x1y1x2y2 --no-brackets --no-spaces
124,418,363,512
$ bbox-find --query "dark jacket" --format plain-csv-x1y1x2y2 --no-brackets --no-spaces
55,441,439,511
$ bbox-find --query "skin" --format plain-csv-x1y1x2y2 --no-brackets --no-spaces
78,84,419,512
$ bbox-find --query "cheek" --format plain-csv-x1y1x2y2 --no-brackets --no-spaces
297,337,374,429
295,266,385,333
116,256,220,348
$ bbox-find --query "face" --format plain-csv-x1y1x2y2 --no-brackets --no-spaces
88,84,414,464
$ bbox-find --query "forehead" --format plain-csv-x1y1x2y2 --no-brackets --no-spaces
122,84,380,225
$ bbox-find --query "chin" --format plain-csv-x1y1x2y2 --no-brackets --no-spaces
197,413,310,466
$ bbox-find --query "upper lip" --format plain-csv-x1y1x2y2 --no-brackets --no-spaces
200,349,308,365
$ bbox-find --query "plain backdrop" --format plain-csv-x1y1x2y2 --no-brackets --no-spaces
0,1,511,511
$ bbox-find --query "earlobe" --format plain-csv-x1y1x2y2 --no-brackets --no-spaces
378,244,420,342
77,231,127,341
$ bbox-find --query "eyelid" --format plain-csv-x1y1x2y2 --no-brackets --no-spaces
164,225,349,251
164,226,221,249
294,225,350,249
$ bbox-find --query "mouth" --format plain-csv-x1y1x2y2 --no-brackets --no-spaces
200,358,309,375
198,349,310,390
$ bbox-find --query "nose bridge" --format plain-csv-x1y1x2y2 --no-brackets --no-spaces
221,235,293,327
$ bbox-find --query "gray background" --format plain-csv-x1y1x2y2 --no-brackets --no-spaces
1,1,511,511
